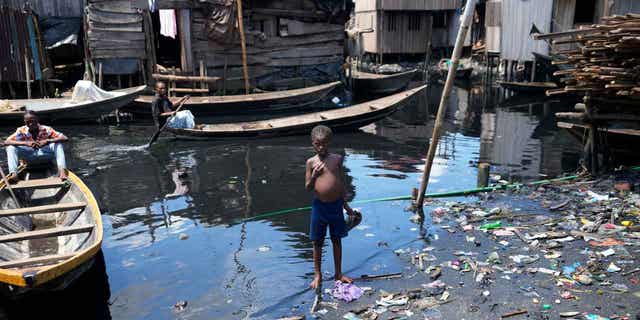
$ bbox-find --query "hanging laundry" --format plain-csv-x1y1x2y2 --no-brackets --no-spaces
148,0,157,12
159,9,177,39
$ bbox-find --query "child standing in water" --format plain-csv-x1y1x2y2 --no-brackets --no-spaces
305,125,356,289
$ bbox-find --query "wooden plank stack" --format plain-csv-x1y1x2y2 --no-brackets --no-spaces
534,13,640,100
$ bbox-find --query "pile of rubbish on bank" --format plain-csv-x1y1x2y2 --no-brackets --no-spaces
280,167,640,320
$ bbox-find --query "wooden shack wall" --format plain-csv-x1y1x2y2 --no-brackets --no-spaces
485,0,501,53
0,0,85,17
611,0,640,15
186,1,345,87
378,0,460,11
501,0,553,61
378,11,432,53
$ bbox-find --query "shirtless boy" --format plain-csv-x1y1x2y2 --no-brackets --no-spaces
305,125,355,289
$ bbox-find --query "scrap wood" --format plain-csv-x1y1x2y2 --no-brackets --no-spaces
501,309,528,318
357,272,402,281
540,13,640,100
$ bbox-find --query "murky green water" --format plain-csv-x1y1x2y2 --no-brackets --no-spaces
0,84,582,319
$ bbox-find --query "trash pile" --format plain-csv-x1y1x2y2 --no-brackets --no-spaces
279,168,640,319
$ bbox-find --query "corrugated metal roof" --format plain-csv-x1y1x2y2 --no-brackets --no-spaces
0,6,47,82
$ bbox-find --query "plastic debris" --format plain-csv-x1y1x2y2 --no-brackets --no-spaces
607,263,621,272
479,221,502,230
257,245,271,252
331,281,364,302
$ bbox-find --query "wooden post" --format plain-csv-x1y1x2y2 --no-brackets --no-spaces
98,63,103,88
24,53,31,99
530,60,536,82
415,0,476,208
236,0,250,94
477,163,490,187
223,55,228,95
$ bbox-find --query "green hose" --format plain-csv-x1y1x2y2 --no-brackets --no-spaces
241,166,640,223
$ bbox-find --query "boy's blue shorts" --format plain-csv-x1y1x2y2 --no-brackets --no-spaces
310,198,347,241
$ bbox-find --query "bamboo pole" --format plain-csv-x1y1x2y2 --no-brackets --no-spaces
236,0,250,94
415,0,476,208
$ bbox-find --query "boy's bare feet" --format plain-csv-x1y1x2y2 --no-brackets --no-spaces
310,274,322,289
58,169,68,181
335,274,353,283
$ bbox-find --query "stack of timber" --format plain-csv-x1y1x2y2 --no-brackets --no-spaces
534,13,640,99
534,13,640,169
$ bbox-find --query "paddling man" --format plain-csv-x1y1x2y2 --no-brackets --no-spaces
151,81,190,129
4,111,69,182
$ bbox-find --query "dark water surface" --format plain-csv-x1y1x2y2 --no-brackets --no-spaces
0,84,583,319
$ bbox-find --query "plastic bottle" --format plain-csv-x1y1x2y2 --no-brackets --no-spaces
479,221,502,230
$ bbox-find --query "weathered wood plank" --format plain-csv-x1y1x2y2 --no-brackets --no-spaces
88,30,146,41
0,225,93,243
0,253,75,269
0,202,86,217
10,178,65,190
279,19,343,37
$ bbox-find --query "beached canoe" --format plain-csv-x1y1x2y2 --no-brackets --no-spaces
350,69,418,95
130,81,340,116
0,167,102,296
497,81,558,93
166,85,426,139
1,84,146,124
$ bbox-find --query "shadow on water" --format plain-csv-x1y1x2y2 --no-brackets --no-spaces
0,81,586,318
0,251,111,319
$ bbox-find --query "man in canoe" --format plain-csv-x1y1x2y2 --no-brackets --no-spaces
305,125,358,289
4,111,69,181
151,81,193,129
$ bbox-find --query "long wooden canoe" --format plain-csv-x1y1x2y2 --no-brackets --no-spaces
0,168,102,295
130,81,340,116
167,85,426,139
497,81,558,93
350,69,418,96
1,85,146,124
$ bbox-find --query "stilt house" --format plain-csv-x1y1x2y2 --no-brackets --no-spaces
353,0,464,61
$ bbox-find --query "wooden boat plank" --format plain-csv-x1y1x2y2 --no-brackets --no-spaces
0,253,75,269
135,81,339,105
9,178,65,190
0,225,94,243
0,202,86,217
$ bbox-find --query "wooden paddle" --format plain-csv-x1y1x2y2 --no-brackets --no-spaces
147,95,190,147
0,166,20,208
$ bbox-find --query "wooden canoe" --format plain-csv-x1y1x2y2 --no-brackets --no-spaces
130,81,340,116
0,168,102,295
497,81,558,93
1,85,146,124
350,69,418,95
439,67,473,79
167,85,426,139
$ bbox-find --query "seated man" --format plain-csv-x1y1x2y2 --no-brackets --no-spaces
4,111,69,181
151,82,193,129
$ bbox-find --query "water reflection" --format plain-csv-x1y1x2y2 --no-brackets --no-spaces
0,82,585,319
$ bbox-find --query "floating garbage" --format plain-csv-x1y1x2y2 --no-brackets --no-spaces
257,245,271,252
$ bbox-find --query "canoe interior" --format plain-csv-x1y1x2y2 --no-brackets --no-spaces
0,167,101,288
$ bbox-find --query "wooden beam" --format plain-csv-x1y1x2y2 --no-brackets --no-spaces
0,202,86,218
152,74,220,82
10,178,65,190
237,0,250,94
0,253,75,269
0,225,94,243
